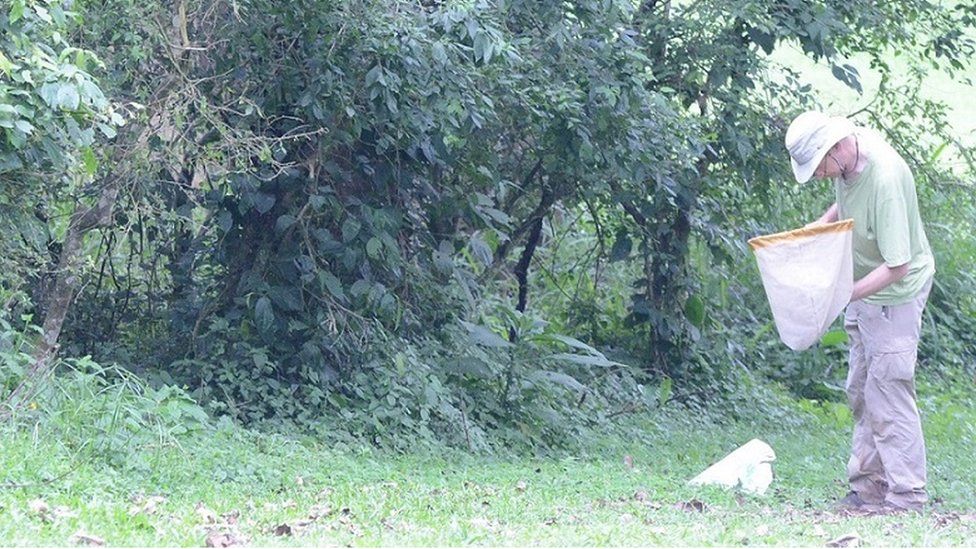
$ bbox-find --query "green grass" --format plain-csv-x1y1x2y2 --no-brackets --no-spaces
1,380,974,546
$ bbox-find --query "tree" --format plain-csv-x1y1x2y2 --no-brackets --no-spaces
1,0,120,409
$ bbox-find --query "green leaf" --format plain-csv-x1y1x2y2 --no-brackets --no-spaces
9,0,25,23
658,377,673,407
442,356,493,378
252,192,276,214
531,333,599,355
320,271,346,302
79,79,106,107
56,84,81,110
0,51,13,76
747,27,776,55
473,31,486,63
460,321,513,348
33,4,52,23
685,294,705,328
820,329,848,347
830,63,862,94
275,214,297,232
341,218,361,242
255,296,274,333
366,237,382,258
365,64,383,88
468,233,492,265
350,279,370,297
528,370,586,393
97,123,116,138
550,353,615,368
80,147,97,176
38,83,60,107
610,232,632,262
432,42,448,65
13,119,34,135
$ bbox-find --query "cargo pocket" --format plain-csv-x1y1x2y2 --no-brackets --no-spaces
873,349,917,382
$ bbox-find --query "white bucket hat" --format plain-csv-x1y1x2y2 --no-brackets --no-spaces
785,111,856,183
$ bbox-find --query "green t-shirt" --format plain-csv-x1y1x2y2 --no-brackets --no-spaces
835,129,935,305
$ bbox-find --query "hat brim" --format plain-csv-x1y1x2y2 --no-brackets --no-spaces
790,118,855,184
791,148,830,184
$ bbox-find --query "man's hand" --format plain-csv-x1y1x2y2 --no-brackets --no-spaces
850,262,910,302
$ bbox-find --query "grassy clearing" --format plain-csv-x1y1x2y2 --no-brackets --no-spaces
1,378,974,546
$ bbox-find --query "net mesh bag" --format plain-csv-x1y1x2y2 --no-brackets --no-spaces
748,220,854,351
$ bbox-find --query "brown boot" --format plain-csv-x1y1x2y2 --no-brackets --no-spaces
835,491,874,510
863,502,922,516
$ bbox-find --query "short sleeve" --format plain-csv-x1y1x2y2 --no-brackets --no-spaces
874,179,912,267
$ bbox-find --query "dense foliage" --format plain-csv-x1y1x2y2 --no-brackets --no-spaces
3,0,974,450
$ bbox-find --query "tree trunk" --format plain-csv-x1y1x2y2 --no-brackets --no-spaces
3,180,120,413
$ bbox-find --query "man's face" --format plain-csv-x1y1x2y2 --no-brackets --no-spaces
812,143,844,180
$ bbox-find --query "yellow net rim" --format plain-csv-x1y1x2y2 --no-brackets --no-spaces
748,219,853,251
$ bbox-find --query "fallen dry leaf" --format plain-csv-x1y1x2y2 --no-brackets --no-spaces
381,516,397,531
70,532,105,546
809,509,844,524
53,506,78,520
128,495,167,517
344,520,363,537
28,499,76,523
882,522,905,536
196,502,218,524
933,512,976,527
826,532,862,547
204,531,247,548
221,510,240,526
308,504,333,520
515,480,528,492
470,517,498,530
675,499,707,513
28,499,49,517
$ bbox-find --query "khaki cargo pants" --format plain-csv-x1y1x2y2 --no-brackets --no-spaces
844,278,932,508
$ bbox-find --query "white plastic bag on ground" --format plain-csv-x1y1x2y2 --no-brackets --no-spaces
748,220,854,351
689,438,776,495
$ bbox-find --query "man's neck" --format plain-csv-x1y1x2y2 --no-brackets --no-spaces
841,134,867,180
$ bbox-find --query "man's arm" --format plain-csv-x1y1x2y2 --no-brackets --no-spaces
850,262,909,302
807,203,839,227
